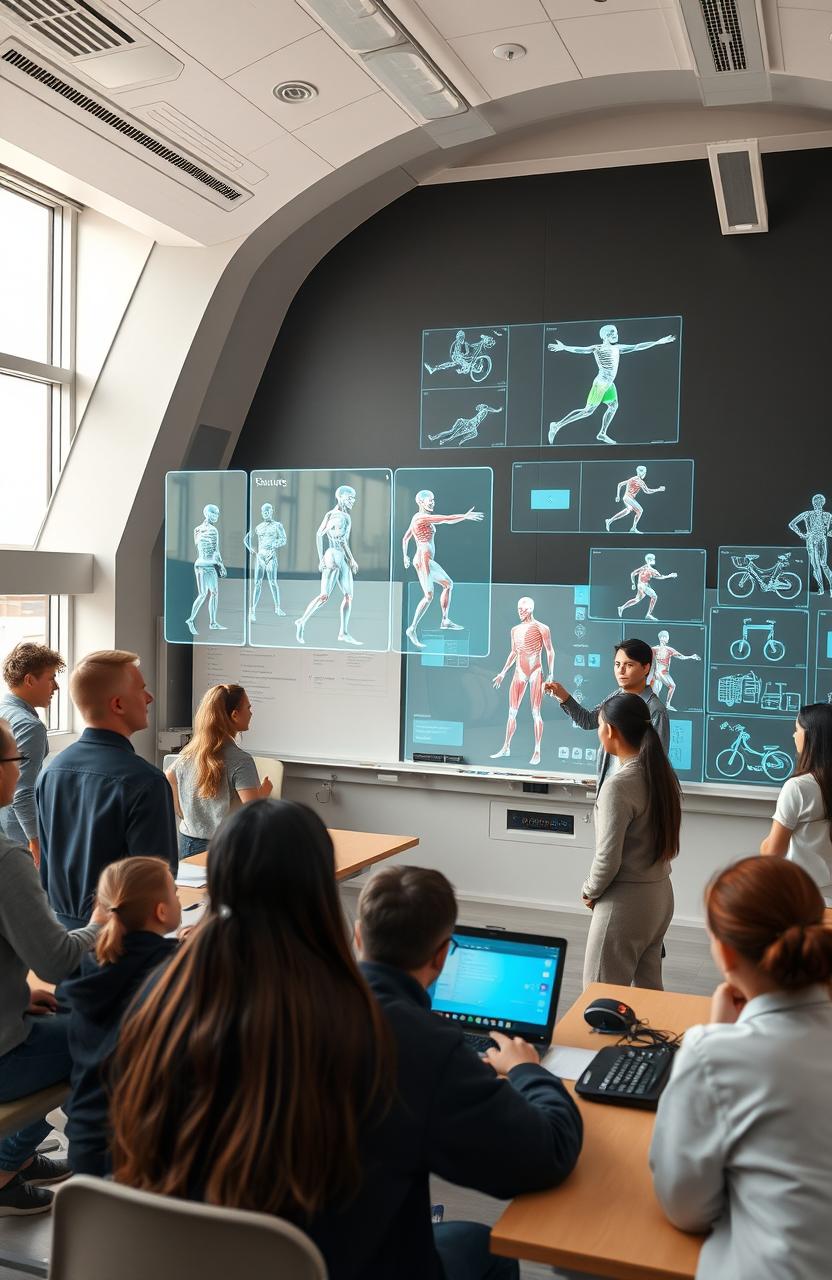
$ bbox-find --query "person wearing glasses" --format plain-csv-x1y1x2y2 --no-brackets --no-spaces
0,643,65,868
0,718,105,1217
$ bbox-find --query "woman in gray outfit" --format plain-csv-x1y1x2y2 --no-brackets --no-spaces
582,693,682,990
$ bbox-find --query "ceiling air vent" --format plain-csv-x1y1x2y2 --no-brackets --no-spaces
0,43,251,209
273,80,317,103
0,0,133,58
677,0,770,105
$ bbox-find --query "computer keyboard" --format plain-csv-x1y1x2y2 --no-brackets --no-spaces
462,1032,498,1053
575,1044,676,1110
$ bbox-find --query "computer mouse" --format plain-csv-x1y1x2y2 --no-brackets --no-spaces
583,997,637,1033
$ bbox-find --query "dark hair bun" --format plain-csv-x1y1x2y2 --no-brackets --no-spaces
761,922,832,989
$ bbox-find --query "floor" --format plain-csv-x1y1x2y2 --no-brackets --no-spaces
0,893,719,1279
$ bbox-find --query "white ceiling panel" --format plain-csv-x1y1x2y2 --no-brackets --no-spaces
414,0,550,39
778,0,832,10
543,0,660,17
556,11,680,76
450,22,579,96
246,130,332,200
115,61,285,157
118,0,158,9
779,8,832,78
139,0,318,79
228,30,377,130
294,91,414,166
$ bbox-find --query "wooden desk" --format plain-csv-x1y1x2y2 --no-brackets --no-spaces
177,828,419,909
491,983,710,1280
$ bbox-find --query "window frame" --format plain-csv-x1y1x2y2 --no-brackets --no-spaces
0,170,77,546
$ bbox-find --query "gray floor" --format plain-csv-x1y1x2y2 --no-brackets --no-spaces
0,895,719,1279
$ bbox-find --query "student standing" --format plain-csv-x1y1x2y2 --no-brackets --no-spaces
0,717,103,1216
64,857,180,1177
650,857,832,1279
0,643,65,866
37,651,177,929
760,703,832,904
109,800,581,1280
165,684,271,857
581,692,681,989
544,639,669,790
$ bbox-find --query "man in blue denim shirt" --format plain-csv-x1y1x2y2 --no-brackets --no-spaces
36,651,177,929
0,643,65,867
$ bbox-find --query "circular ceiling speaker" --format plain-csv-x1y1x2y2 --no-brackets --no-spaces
273,81,318,103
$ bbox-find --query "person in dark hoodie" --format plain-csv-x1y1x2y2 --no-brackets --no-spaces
355,865,583,1280
107,800,582,1280
64,856,180,1176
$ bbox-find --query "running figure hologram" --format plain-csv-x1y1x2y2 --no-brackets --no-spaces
424,330,497,381
296,485,361,646
186,504,227,636
491,597,555,765
605,466,665,533
244,502,287,621
427,403,502,447
547,324,676,444
617,553,677,619
788,494,832,596
649,630,701,711
402,489,484,650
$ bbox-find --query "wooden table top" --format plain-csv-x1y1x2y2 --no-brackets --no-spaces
490,983,711,1280
177,827,419,909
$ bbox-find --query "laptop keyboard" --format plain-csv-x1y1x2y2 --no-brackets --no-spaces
462,1032,498,1053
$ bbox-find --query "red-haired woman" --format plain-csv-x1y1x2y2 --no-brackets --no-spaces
650,857,832,1278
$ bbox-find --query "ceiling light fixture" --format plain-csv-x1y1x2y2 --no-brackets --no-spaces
493,44,527,61
298,0,401,54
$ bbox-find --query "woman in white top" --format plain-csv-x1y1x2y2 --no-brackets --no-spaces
650,856,832,1279
761,702,832,904
165,684,272,857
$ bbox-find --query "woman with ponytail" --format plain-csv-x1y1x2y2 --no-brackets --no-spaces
650,856,832,1278
581,691,681,989
64,857,180,1177
166,684,272,857
761,702,832,904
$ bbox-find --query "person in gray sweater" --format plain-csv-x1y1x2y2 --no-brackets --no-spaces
0,718,103,1217
581,694,682,990
544,638,669,790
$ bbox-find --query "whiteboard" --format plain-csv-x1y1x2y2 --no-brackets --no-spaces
191,643,401,764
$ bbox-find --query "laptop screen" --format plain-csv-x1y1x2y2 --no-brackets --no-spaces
429,927,566,1044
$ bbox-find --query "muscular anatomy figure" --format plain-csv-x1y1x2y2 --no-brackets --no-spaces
788,493,832,596
296,486,361,646
605,466,665,533
402,490,483,650
428,403,501,447
186,504,226,636
424,330,495,378
617,553,677,619
547,324,676,444
244,502,287,621
491,597,555,765
649,630,701,711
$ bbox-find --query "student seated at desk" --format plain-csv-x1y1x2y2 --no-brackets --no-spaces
761,703,832,905
650,857,832,1279
63,857,180,1177
355,865,583,1280
166,684,271,857
108,800,581,1280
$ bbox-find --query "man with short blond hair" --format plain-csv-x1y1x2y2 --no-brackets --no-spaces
0,642,65,864
36,650,177,929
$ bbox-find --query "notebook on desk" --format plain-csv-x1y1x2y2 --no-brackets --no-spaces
429,926,567,1053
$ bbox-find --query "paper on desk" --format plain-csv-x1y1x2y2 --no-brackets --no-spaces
542,1045,597,1082
175,862,207,887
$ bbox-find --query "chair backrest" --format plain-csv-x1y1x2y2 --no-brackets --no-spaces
253,754,284,798
50,1177,327,1280
162,754,178,774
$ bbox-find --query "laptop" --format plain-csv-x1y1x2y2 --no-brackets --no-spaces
429,925,567,1053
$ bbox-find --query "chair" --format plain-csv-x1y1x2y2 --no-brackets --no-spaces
50,1176,328,1280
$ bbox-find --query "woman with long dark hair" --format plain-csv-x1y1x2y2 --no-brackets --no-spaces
650,857,832,1277
165,684,271,857
761,702,832,904
581,691,682,989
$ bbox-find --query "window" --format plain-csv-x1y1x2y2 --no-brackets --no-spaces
0,176,76,547
0,595,70,732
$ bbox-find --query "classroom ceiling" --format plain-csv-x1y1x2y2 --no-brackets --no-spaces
1,0,832,245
